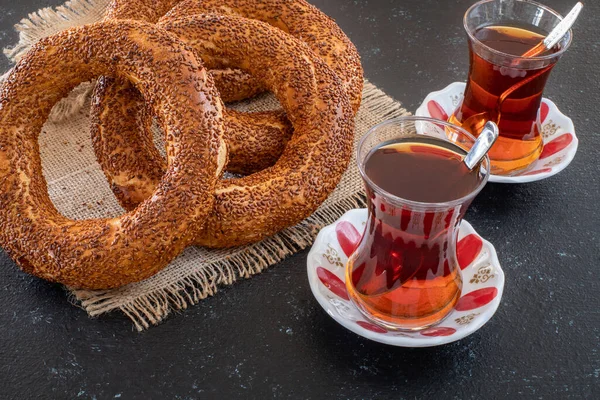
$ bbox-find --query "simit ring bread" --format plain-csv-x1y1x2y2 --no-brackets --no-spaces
163,0,364,113
93,14,355,248
104,0,265,102
92,77,292,207
94,0,362,176
0,20,227,289
96,0,291,177
103,0,364,109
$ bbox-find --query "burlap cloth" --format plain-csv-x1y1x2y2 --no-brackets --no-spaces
1,0,409,330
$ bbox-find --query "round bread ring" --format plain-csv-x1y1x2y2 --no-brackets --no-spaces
94,0,362,180
94,14,355,248
92,77,292,208
103,0,265,102
162,0,364,113
0,20,227,289
96,0,292,184
103,0,364,108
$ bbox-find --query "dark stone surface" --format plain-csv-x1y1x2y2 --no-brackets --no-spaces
0,0,598,398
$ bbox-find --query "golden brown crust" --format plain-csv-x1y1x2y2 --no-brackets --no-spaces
104,0,365,108
224,109,293,173
103,0,181,23
91,76,292,205
103,0,266,103
208,68,267,103
94,14,355,248
91,76,167,209
96,0,362,179
163,0,363,113
0,20,226,289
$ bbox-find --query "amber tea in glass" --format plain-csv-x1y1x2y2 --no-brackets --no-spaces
449,0,572,175
348,117,490,331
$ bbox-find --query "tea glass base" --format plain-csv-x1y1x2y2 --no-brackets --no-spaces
487,137,544,176
307,209,505,347
447,114,544,176
416,82,578,183
346,286,462,332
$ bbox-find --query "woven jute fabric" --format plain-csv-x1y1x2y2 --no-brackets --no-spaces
1,0,409,330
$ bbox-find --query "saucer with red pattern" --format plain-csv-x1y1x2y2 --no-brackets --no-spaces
307,209,504,347
415,81,578,183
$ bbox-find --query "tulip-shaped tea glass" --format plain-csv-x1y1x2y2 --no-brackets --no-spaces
449,0,572,175
347,116,490,331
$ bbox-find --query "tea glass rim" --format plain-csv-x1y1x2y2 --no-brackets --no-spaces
464,0,573,63
357,116,490,211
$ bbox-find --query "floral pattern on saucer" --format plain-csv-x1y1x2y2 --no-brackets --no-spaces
415,82,578,183
307,209,505,347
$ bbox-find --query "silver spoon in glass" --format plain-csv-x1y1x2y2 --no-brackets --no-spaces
464,121,499,170
460,2,583,136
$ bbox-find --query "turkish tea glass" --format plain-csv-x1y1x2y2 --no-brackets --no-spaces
346,117,490,331
449,0,572,175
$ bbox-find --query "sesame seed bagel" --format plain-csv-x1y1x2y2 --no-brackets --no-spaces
0,20,227,289
96,0,291,179
95,0,362,177
103,0,364,109
91,76,292,206
103,0,265,102
104,0,180,23
162,0,364,113
94,14,355,248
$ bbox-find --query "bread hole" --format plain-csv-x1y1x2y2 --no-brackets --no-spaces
40,82,126,220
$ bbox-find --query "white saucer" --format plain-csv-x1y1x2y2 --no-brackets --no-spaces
415,82,578,183
307,209,504,347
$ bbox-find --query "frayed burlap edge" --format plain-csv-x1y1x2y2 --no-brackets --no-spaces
2,0,410,331
74,194,367,330
3,0,109,62
1,0,109,122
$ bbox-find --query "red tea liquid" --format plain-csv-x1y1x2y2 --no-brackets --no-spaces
449,25,560,174
347,137,482,329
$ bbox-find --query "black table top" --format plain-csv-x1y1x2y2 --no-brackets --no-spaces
1,0,598,398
